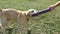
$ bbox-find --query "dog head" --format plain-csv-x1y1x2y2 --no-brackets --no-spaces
26,9,37,16
24,9,37,20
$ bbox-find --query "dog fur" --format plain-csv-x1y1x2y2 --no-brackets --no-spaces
0,8,34,34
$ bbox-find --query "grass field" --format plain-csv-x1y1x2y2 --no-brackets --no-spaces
0,0,60,34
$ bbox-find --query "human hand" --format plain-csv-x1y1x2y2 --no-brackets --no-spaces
49,1,60,10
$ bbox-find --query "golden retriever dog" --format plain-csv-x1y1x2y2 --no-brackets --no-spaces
0,8,36,34
0,1,60,34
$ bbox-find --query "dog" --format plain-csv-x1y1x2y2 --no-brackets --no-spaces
0,8,36,34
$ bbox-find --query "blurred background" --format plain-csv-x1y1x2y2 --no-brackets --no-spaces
0,0,60,34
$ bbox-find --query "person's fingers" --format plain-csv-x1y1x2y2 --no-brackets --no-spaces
49,5,56,10
49,1,60,10
54,1,60,7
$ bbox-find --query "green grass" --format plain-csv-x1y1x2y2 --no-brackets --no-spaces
0,0,60,34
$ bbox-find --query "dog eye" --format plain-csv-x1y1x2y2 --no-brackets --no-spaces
31,10,34,12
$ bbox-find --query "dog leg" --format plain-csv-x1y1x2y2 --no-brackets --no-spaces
18,24,23,34
0,23,3,34
24,25,31,34
1,16,7,34
1,24,6,34
17,13,23,34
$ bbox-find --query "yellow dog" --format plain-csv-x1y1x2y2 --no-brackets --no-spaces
0,8,35,34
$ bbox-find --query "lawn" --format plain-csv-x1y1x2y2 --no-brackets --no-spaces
0,0,60,34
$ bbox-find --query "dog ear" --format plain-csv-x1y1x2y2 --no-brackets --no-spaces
25,11,32,21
